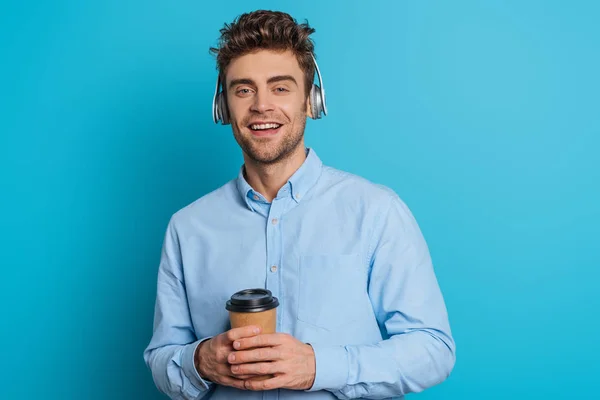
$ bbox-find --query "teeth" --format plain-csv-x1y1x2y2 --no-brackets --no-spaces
251,123,281,130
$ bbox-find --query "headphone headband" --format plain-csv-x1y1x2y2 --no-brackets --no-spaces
212,54,327,125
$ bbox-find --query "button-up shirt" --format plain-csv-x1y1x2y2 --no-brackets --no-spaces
143,148,455,399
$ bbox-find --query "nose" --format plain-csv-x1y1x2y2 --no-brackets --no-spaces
250,89,275,113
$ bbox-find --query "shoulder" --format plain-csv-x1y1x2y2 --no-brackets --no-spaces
319,165,404,209
168,179,238,231
317,164,420,234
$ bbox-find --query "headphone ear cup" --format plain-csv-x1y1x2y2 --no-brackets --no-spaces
212,93,219,124
216,92,230,125
310,84,322,120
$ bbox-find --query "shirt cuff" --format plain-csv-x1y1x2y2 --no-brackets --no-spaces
306,344,349,392
182,337,214,391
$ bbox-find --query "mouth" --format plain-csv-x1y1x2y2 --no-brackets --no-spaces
247,122,283,137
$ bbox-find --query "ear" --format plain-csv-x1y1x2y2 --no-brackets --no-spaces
305,95,313,119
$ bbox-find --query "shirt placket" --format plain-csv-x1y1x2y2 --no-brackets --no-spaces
264,197,285,400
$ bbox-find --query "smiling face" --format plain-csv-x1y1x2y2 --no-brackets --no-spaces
225,49,312,165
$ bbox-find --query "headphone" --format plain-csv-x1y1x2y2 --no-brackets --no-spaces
212,54,327,125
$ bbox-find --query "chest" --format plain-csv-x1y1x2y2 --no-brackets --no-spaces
179,201,376,338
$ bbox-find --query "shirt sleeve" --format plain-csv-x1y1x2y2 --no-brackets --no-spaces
143,217,215,399
307,192,456,399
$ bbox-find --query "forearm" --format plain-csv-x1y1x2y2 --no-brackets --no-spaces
309,329,455,399
145,219,215,399
144,340,213,400
309,191,456,398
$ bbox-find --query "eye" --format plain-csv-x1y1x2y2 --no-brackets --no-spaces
236,88,253,96
274,87,289,93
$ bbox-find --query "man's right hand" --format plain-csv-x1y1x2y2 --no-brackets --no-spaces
194,325,263,389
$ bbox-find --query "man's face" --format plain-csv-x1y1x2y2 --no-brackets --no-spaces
225,49,311,165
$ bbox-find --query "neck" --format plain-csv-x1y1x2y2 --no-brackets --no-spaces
243,145,307,202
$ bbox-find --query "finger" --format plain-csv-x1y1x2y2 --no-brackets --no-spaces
218,361,258,379
225,326,262,342
216,363,237,377
231,361,283,376
244,375,285,391
228,347,282,364
218,375,247,390
231,373,257,380
232,333,285,350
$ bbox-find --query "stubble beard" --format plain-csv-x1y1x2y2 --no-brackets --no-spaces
233,111,307,166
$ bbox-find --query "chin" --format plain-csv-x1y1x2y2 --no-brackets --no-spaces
247,148,284,164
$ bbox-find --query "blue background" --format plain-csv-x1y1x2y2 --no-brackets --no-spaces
1,0,599,399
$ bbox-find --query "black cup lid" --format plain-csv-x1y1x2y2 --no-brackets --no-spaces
226,288,279,313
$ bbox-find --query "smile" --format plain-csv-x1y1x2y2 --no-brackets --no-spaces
249,123,282,131
247,122,283,137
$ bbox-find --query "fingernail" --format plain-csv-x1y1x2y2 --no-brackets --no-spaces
232,365,238,372
233,341,240,349
229,354,235,362
253,327,260,334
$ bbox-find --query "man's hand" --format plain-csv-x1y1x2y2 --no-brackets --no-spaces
195,325,263,389
228,333,316,391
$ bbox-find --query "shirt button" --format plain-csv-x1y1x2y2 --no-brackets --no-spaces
253,195,259,200
270,265,278,273
296,193,301,199
271,218,278,225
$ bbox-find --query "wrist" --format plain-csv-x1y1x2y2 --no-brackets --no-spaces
305,343,316,390
195,339,210,379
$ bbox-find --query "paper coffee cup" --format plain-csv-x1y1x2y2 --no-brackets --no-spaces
226,289,279,381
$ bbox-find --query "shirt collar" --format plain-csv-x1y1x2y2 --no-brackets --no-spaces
236,148,323,210
288,147,322,202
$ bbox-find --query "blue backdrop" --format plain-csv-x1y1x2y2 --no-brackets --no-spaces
2,1,598,399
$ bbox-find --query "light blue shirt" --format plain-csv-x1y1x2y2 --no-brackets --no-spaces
143,148,455,400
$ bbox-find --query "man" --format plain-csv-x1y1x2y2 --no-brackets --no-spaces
144,10,455,400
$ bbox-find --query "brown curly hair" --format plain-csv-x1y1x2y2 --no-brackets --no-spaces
210,10,317,97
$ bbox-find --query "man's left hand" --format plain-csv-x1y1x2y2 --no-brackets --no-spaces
227,333,316,391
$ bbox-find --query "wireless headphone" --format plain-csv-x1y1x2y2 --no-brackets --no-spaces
212,54,327,125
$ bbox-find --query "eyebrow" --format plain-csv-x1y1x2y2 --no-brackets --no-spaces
228,75,298,89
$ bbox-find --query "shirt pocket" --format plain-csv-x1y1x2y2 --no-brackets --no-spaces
298,253,366,331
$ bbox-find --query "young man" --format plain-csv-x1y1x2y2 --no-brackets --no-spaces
144,10,455,400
